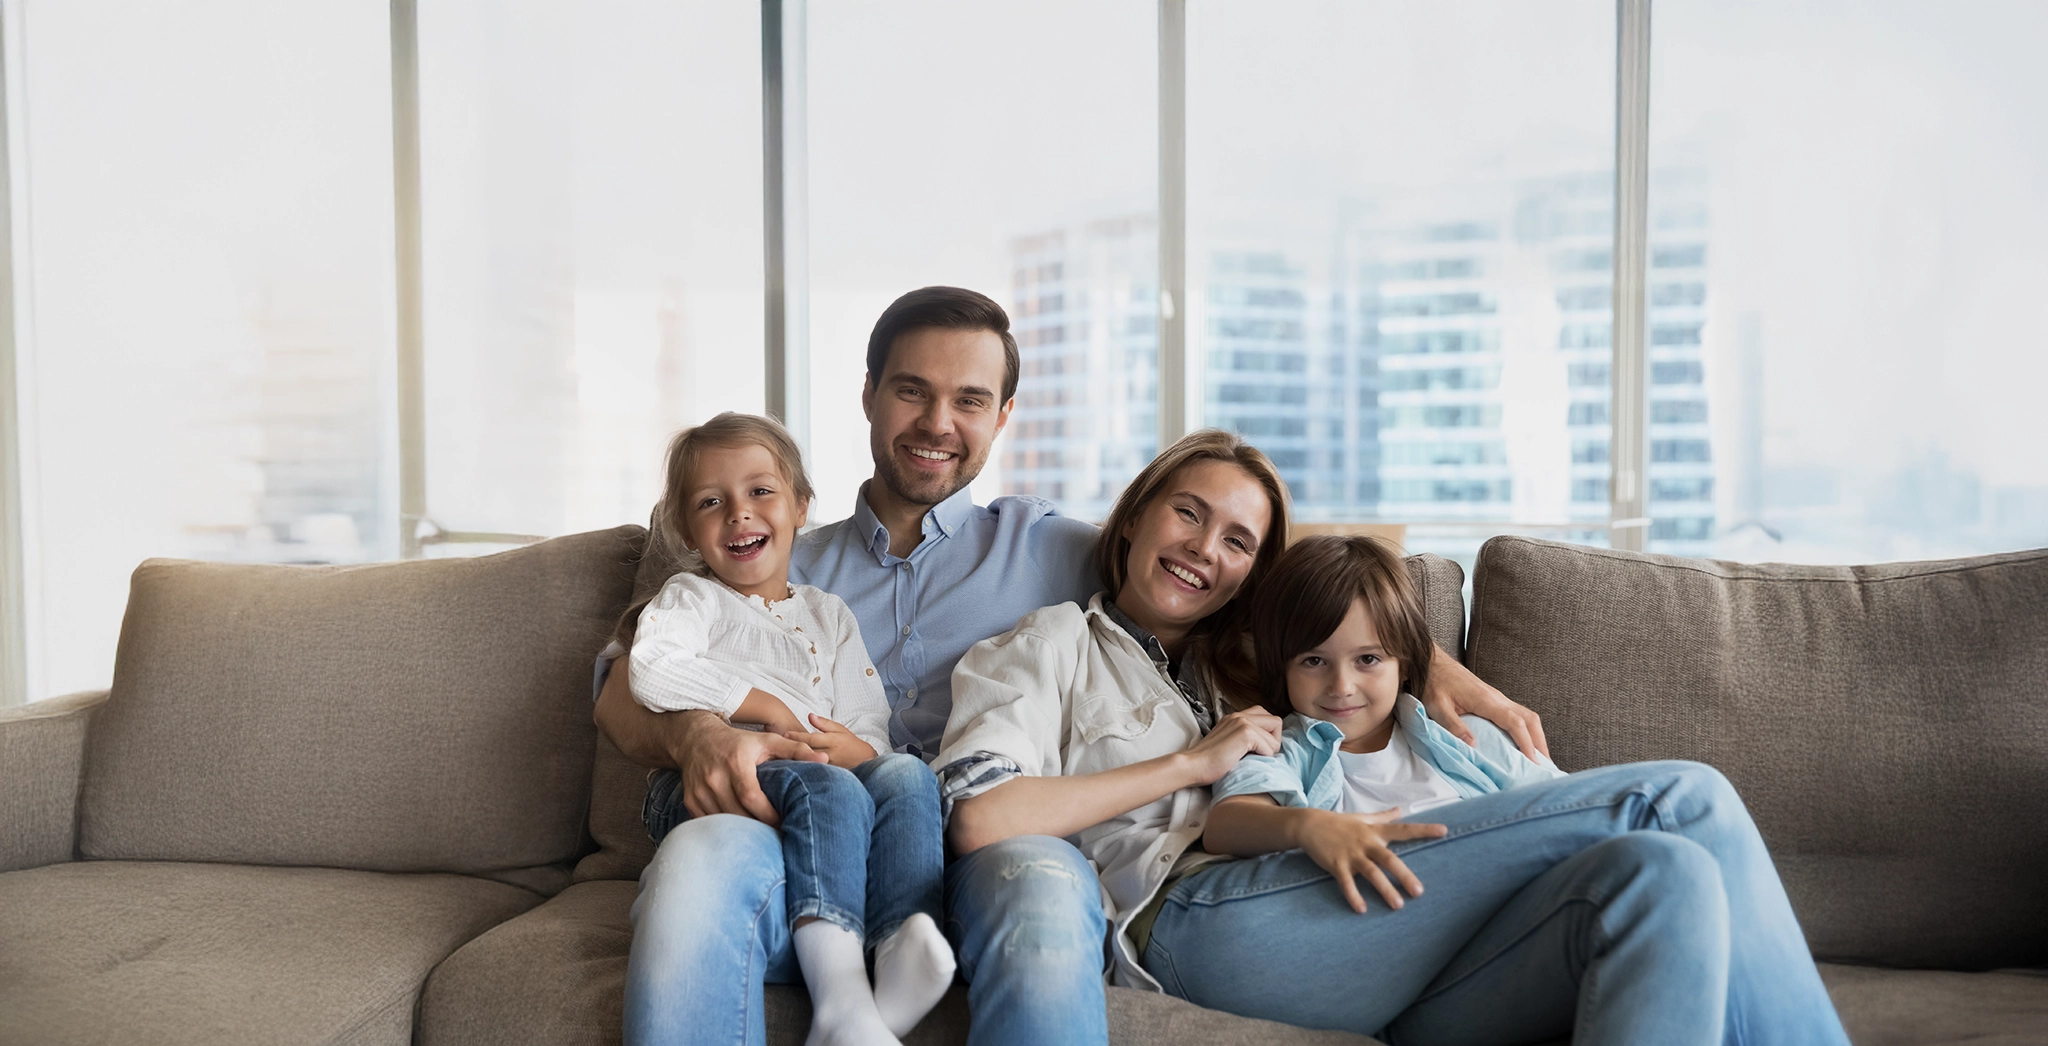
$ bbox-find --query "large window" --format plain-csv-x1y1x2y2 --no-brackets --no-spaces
1649,0,2048,562
806,0,1156,522
417,0,764,544
10,2,396,698
7,2,2047,701
1189,0,1616,564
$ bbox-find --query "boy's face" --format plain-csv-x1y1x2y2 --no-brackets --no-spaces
1286,597,1404,754
679,442,809,602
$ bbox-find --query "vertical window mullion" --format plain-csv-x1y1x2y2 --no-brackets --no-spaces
1158,0,1187,451
763,0,809,456
0,7,23,705
390,0,426,559
1610,0,1652,552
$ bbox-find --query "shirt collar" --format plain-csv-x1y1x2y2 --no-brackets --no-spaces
850,481,977,564
1101,595,1180,680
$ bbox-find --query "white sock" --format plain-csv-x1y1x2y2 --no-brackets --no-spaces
871,913,957,1037
791,921,900,1046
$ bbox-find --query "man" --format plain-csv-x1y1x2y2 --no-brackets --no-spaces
595,286,1544,1046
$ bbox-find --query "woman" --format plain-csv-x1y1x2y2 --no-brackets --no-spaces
935,429,1847,1046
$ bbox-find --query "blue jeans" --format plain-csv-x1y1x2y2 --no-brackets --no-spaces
626,753,943,1045
944,835,1111,1046
1142,761,1850,1046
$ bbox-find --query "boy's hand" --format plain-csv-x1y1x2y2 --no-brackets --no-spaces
781,714,879,769
1296,807,1448,914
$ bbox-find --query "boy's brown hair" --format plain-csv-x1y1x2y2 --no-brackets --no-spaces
1248,535,1434,718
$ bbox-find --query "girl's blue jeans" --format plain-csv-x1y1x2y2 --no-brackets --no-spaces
639,752,941,946
1143,760,1851,1046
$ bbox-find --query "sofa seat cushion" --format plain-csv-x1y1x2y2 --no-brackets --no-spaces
1465,538,2048,970
0,860,539,1046
1820,963,2048,1046
419,879,1382,1046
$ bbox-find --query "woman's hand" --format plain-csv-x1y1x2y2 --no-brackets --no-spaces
781,714,880,770
1178,707,1285,785
1295,807,1448,913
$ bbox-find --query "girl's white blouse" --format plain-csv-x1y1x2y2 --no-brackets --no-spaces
629,572,892,757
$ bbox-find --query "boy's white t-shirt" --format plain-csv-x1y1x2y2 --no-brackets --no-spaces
628,572,893,756
1333,722,1465,817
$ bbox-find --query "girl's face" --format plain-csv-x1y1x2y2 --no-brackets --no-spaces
1287,598,1404,754
1117,459,1271,644
680,442,809,601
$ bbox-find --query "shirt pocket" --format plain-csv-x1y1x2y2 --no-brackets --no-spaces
1072,689,1160,745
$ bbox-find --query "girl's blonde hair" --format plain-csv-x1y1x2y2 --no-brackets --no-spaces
1093,428,1292,708
617,412,813,645
1248,535,1434,719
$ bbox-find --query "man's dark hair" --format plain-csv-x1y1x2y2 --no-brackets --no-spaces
864,286,1021,404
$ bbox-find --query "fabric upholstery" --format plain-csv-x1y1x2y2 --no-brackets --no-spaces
1466,538,2048,969
574,519,683,884
81,527,641,885
420,878,1382,1046
1405,552,1467,663
0,689,105,872
1819,963,2048,1046
0,860,538,1046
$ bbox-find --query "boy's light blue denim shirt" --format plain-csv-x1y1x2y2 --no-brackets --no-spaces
1212,694,1566,811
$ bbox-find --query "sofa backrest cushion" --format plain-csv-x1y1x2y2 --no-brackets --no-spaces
1466,537,2048,970
573,539,1470,882
81,526,642,883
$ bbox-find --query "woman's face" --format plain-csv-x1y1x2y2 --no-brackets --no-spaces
1117,458,1272,639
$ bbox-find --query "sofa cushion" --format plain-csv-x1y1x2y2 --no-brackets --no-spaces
418,878,1382,1046
1406,553,1468,664
1819,963,2048,1046
0,860,538,1046
81,527,642,884
1466,538,2048,969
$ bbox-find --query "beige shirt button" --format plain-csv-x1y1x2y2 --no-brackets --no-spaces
812,676,821,684
865,668,875,676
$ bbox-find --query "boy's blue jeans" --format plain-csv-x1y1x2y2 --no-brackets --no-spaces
1142,761,1850,1046
640,753,942,946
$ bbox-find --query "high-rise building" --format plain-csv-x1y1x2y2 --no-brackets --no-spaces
1003,172,1715,552
1003,218,1160,521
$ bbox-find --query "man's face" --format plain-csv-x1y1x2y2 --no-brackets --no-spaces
861,327,1013,509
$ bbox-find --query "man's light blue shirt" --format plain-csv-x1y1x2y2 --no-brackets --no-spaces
790,483,1101,759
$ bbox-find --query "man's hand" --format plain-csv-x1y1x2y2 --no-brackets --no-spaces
677,710,826,826
780,714,880,770
1422,646,1548,760
1179,707,1285,786
1295,807,1447,913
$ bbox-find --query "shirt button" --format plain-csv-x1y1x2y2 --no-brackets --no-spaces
810,645,817,654
899,562,910,571
908,688,917,699
865,668,875,676
813,676,821,684
901,625,911,637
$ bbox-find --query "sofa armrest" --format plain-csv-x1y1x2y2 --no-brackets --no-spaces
0,689,109,871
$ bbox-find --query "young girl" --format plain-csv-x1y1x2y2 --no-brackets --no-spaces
1205,534,1564,914
622,412,952,1046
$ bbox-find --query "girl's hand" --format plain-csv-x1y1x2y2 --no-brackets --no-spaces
1179,708,1285,785
1296,807,1448,913
780,713,879,769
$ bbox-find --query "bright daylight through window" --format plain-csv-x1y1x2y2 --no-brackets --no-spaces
5,0,2046,703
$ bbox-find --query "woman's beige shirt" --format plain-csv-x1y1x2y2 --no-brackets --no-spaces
935,592,1224,992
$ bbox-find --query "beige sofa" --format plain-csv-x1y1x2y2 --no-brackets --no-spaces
2,526,2043,1045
